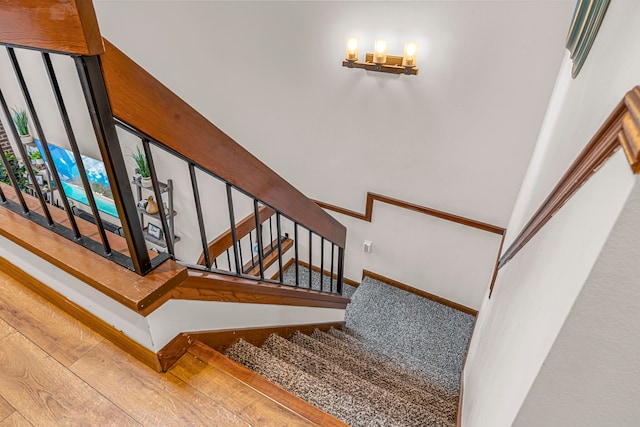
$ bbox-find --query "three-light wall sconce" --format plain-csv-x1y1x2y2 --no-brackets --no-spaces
342,37,419,75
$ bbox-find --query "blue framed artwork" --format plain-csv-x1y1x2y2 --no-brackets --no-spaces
34,139,119,218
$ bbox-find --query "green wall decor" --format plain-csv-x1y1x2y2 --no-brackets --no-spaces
566,0,611,78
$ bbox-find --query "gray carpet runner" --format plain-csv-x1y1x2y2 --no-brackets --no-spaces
225,266,474,426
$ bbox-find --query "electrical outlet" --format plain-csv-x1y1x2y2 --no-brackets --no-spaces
363,240,373,253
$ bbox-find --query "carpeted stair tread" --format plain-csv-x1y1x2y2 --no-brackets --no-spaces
225,339,386,426
314,329,458,404
261,334,453,427
290,330,458,423
333,327,461,394
282,265,330,291
345,277,474,378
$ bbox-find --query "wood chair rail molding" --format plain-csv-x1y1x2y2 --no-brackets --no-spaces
314,192,505,236
499,86,640,269
0,0,104,55
99,39,345,247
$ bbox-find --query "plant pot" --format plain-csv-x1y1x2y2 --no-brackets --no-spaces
35,159,44,166
141,176,153,188
20,134,33,144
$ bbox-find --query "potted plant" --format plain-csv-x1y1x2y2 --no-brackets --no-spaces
130,146,152,187
29,150,44,166
0,151,27,191
11,107,33,144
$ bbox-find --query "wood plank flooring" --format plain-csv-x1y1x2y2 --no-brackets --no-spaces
0,268,317,426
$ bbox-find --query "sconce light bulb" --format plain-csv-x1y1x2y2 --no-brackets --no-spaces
406,43,417,56
375,40,387,54
402,41,418,67
345,37,360,61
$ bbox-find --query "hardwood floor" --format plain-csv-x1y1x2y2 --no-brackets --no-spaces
0,269,316,426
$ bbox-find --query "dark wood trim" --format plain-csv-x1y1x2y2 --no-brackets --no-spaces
488,232,506,298
157,332,193,372
0,184,187,316
189,322,345,354
362,270,478,316
173,271,351,309
197,205,275,265
314,192,504,235
0,0,104,55
188,341,348,427
100,39,346,247
456,374,464,427
297,260,361,288
499,86,640,269
0,258,164,372
620,87,640,173
243,237,294,276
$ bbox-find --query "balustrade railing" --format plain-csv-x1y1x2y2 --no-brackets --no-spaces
0,23,345,295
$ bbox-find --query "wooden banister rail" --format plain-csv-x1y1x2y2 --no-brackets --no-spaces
100,39,346,247
0,0,103,55
498,86,640,269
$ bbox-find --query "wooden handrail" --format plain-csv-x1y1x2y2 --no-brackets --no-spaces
0,0,103,55
499,86,640,269
100,39,346,247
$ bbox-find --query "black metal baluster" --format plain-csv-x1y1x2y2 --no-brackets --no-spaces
226,184,241,274
237,236,244,272
320,237,325,292
276,213,283,284
337,247,345,295
249,231,255,269
226,248,232,271
308,229,313,289
330,243,335,293
42,53,111,253
75,55,151,274
8,48,80,238
269,217,274,249
142,138,174,256
294,222,299,287
189,162,210,268
0,185,5,203
253,200,265,280
214,257,218,269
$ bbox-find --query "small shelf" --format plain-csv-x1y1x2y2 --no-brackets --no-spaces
143,226,180,248
131,177,169,193
133,177,178,250
136,206,177,220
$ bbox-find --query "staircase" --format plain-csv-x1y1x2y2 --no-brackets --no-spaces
221,273,474,427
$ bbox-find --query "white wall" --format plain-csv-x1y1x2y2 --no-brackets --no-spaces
464,150,635,427
513,178,640,427
92,0,572,304
463,2,640,426
330,203,502,309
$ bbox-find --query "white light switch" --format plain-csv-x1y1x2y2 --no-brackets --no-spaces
363,240,373,253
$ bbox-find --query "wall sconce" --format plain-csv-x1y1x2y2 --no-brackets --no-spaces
342,38,419,75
